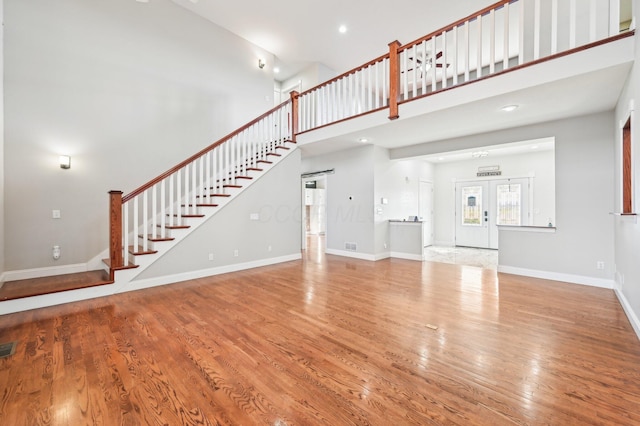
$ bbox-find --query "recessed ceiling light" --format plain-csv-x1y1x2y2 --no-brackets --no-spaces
273,67,280,74
501,104,519,112
358,137,368,143
531,145,539,149
339,25,348,34
438,157,445,161
471,151,489,158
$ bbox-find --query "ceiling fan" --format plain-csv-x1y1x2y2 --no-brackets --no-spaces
405,51,449,78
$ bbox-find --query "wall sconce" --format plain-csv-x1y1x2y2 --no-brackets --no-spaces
59,155,71,169
258,59,265,69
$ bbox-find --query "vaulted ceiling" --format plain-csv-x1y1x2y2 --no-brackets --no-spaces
170,0,498,81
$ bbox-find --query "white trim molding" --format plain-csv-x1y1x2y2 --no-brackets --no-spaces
498,265,614,289
615,288,640,341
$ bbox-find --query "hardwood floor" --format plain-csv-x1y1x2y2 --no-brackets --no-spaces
1,241,639,425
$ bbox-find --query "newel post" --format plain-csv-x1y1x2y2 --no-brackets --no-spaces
290,90,299,142
388,40,401,120
109,190,124,269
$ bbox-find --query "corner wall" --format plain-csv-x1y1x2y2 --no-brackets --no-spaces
3,0,275,273
613,0,640,338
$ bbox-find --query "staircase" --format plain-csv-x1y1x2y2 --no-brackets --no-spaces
105,95,299,286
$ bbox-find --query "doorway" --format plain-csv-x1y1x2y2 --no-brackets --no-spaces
455,178,530,249
301,176,327,251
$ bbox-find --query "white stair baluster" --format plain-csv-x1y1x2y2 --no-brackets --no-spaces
551,0,558,54
123,203,129,262
519,0,525,65
151,185,157,238
534,0,541,59
452,26,458,86
464,20,470,82
503,2,510,70
570,0,577,48
590,0,597,42
442,31,448,89
490,9,496,74
142,191,148,252
169,174,174,226
477,14,483,78
160,180,165,238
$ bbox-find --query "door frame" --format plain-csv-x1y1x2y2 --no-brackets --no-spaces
453,174,534,249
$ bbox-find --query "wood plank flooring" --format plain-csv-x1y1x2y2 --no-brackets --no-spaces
1,242,640,425
0,270,112,301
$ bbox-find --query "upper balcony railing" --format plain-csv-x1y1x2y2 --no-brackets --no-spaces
296,0,632,133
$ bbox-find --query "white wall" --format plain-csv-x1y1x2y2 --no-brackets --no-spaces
3,0,275,272
391,112,615,282
302,145,433,259
302,145,376,257
374,149,434,254
433,149,555,245
137,151,302,279
613,0,640,337
280,62,336,94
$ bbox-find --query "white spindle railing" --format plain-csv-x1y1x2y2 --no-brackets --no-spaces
394,0,616,104
117,100,292,263
297,55,390,133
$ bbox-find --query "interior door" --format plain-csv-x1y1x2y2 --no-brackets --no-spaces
419,181,434,246
455,181,489,248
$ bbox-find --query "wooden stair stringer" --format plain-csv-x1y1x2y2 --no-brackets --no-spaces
110,142,298,289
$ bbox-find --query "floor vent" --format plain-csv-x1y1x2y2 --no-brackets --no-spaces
0,342,17,359
344,242,357,251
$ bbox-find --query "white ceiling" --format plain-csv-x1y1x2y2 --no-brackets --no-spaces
170,0,498,81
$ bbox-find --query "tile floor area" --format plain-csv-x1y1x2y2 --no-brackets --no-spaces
423,245,498,270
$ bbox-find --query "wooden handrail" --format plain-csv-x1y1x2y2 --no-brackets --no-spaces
298,53,390,98
122,99,292,203
398,0,515,52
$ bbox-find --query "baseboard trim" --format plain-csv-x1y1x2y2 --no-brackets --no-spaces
390,252,424,261
614,288,640,341
497,265,615,289
325,249,377,261
124,253,302,292
434,240,455,247
3,263,91,282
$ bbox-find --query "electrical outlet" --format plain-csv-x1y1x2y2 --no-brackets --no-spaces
208,253,214,261
596,261,605,270
234,249,239,257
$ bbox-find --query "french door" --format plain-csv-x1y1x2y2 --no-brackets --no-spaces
455,178,530,249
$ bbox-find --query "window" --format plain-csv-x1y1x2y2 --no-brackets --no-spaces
462,186,483,226
496,184,522,226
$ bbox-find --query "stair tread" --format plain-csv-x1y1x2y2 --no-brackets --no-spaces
167,213,205,218
139,234,175,242
128,246,158,256
102,258,139,271
276,146,291,150
0,270,113,301
159,225,190,230
266,152,282,157
257,160,273,164
223,184,242,188
196,193,231,198
195,203,219,207
246,167,264,172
